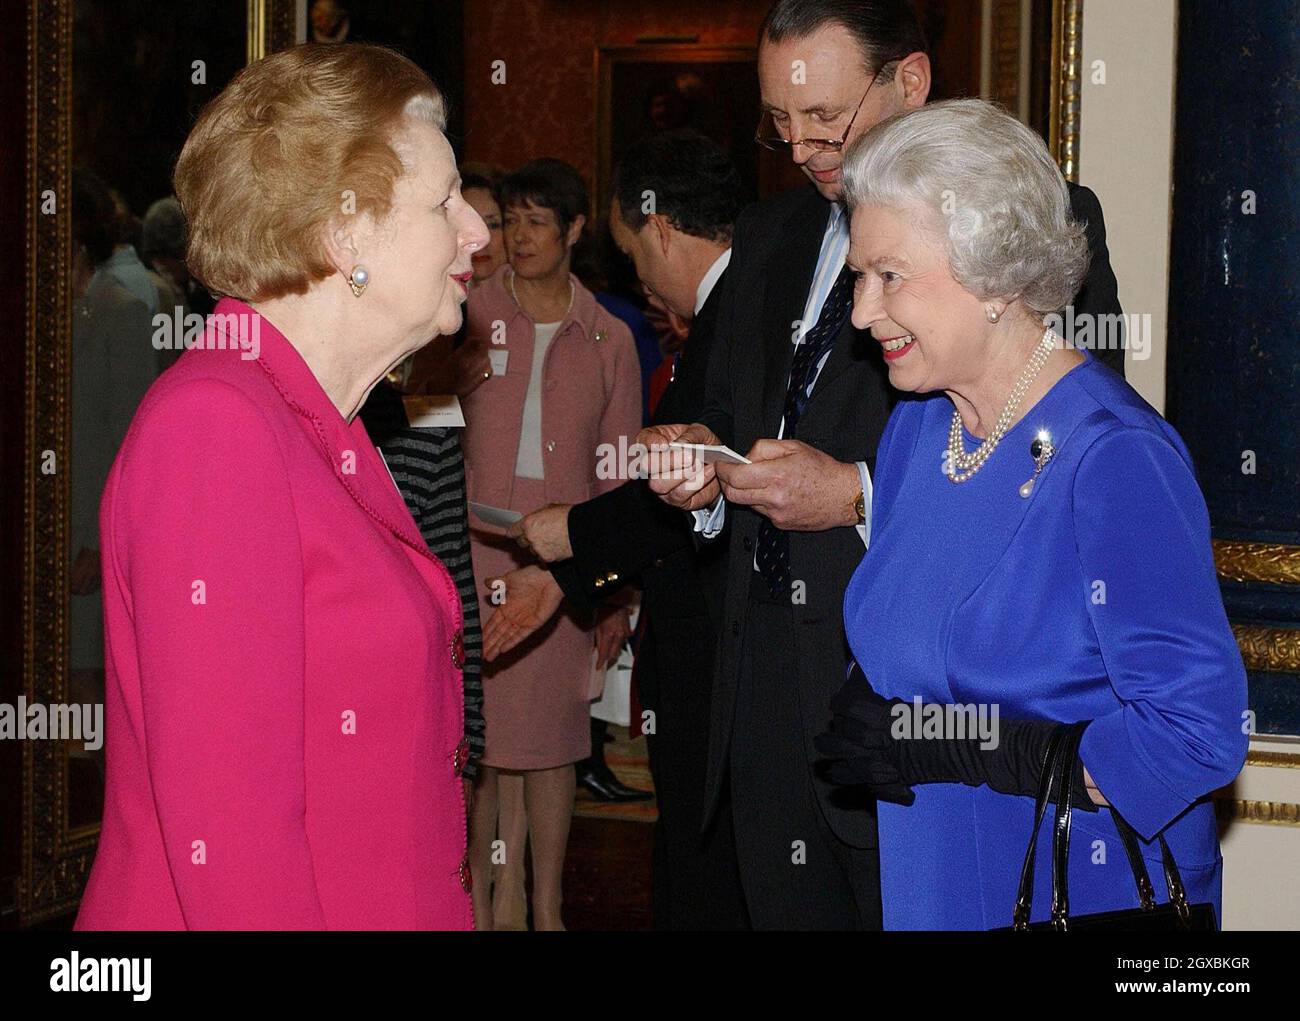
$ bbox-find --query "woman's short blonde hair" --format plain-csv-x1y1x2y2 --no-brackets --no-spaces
842,98,1089,315
175,43,447,302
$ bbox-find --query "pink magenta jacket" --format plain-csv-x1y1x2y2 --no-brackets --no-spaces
74,298,473,930
460,267,643,509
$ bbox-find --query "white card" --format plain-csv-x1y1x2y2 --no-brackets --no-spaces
668,441,752,465
488,349,509,375
468,501,523,528
402,394,465,428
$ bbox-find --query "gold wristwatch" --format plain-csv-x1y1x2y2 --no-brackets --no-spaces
853,488,866,525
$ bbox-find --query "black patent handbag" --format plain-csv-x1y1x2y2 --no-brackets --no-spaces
1005,721,1217,931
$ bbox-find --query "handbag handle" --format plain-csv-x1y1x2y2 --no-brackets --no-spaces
1012,721,1193,930
1011,726,1067,929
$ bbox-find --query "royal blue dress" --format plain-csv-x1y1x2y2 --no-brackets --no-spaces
844,351,1248,930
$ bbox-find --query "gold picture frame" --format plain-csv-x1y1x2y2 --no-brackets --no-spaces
1047,0,1083,182
594,44,785,227
986,0,1083,182
22,0,78,927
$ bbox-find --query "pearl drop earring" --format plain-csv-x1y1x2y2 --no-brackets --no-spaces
986,307,1000,323
348,265,370,298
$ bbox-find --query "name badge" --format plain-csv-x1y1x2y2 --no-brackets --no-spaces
403,394,466,428
488,349,509,376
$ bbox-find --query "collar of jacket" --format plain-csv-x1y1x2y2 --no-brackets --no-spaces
485,264,602,343
207,296,434,562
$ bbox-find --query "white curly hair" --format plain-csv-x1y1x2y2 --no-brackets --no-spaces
841,98,1089,315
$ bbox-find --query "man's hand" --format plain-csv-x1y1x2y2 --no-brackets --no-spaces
593,605,632,671
508,503,573,562
714,439,860,531
482,565,565,662
637,422,722,511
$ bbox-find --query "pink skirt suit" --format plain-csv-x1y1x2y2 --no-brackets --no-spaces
461,268,642,769
75,299,473,930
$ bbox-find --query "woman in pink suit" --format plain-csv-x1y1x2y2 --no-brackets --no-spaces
460,159,642,929
74,42,489,930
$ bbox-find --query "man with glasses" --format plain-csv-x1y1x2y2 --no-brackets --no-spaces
642,0,1122,929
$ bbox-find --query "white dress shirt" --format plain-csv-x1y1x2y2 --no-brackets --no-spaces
693,203,872,551
695,247,732,315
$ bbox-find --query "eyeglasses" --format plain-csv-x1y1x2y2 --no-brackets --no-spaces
754,58,900,153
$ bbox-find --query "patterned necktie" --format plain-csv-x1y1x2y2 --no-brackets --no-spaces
754,263,857,598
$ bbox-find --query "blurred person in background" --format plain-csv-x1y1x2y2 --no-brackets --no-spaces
460,157,641,930
69,168,158,740
486,131,751,929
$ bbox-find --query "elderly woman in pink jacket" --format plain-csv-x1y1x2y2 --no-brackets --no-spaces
74,43,489,930
460,159,642,930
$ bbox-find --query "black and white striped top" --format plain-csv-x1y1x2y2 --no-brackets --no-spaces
360,383,485,779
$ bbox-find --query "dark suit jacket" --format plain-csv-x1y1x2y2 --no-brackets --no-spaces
549,279,730,632
695,181,1123,849
1070,183,1125,374
548,282,748,928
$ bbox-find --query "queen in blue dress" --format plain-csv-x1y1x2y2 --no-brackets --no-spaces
822,99,1248,930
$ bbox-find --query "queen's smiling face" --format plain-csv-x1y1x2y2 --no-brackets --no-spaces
847,202,991,397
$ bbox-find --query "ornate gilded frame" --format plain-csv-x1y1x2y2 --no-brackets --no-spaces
594,44,764,224
19,0,299,926
22,0,78,928
1046,0,1082,182
987,0,1082,183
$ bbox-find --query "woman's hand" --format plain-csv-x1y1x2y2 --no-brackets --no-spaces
482,565,564,662
813,667,917,805
409,336,493,398
814,663,1101,810
593,605,632,671
447,341,494,397
1083,768,1108,806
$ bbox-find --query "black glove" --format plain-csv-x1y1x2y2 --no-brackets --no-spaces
813,676,918,804
814,663,1098,811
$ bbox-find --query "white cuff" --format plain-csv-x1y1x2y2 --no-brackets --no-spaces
692,493,727,540
854,460,873,549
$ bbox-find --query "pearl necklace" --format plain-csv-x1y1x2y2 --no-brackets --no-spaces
509,269,573,322
946,328,1056,483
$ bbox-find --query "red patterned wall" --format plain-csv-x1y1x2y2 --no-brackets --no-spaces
462,0,768,185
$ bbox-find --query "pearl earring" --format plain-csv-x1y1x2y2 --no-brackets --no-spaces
986,307,1000,323
348,265,370,298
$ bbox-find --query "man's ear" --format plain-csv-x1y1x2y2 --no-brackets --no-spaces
649,214,673,257
895,51,931,110
565,213,587,249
